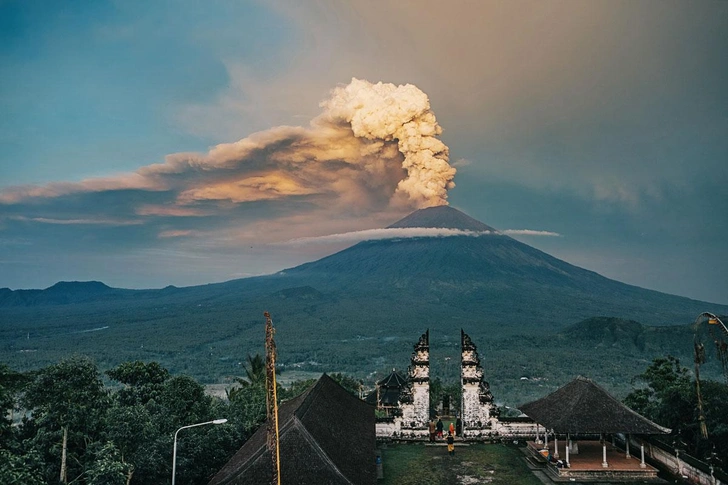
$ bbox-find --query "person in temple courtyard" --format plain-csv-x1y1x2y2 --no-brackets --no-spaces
456,416,462,437
446,432,455,456
449,421,455,437
436,417,443,439
428,419,436,442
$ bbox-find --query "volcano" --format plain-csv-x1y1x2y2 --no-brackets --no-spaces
273,205,719,329
1,206,726,388
2,206,723,329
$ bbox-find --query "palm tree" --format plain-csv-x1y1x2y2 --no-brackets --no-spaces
227,354,268,400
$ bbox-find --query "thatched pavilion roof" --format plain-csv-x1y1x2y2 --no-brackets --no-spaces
519,376,671,435
209,374,376,485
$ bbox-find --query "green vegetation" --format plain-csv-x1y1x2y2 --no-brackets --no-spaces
0,354,370,484
1,296,717,408
380,442,542,485
624,356,728,461
0,357,272,484
2,353,728,483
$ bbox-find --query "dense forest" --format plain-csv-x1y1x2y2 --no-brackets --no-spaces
1,354,727,484
0,357,360,485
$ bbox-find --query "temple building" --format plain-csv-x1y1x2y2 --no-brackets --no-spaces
375,330,430,438
373,329,537,439
209,374,376,485
519,376,670,482
460,329,499,437
400,330,431,435
364,369,407,416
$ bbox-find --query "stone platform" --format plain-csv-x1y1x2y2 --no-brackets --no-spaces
526,440,661,482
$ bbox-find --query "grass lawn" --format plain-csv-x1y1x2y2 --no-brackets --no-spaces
379,442,543,485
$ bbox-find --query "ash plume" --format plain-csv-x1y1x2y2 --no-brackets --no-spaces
318,78,455,207
0,78,455,219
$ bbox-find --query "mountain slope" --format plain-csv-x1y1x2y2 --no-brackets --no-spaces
278,206,722,326
1,205,726,399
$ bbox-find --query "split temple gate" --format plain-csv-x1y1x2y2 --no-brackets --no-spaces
372,329,535,439
369,330,673,482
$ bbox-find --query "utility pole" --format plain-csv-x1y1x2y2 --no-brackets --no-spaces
264,312,281,485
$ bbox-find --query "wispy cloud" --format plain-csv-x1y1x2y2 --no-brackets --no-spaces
453,158,473,167
277,227,494,246
501,229,561,237
8,216,143,226
136,205,212,217
278,226,561,246
158,230,202,239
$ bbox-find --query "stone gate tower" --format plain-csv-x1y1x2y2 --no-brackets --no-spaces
400,329,430,431
460,329,498,436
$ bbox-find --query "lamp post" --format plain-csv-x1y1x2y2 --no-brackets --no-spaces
695,312,728,337
172,418,228,485
693,312,728,439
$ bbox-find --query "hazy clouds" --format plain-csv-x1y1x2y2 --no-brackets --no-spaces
1,0,726,301
0,79,457,259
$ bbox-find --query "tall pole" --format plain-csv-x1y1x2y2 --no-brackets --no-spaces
695,340,708,439
693,312,728,439
265,311,281,485
172,419,227,485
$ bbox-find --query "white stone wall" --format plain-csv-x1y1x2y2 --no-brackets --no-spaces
375,420,399,438
462,382,491,428
495,420,539,438
629,437,725,485
405,330,429,429
411,382,429,427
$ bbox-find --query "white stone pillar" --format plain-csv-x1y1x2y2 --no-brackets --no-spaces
565,435,570,467
602,442,608,468
625,434,631,458
640,443,646,469
535,424,541,444
545,430,549,448
554,434,559,458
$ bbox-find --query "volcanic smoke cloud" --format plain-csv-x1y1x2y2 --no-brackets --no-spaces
1,79,456,219
319,78,455,207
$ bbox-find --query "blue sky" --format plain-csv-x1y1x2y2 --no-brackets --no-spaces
1,0,726,306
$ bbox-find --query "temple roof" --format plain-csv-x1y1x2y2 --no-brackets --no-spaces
365,370,407,406
519,376,671,435
209,374,376,485
377,370,407,388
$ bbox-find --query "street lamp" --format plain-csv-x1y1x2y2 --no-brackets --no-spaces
692,312,728,440
695,312,728,336
172,418,228,485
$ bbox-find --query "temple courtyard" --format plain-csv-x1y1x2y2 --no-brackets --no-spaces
378,442,672,485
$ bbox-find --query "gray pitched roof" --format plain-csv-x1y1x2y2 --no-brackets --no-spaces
209,374,376,485
519,376,671,435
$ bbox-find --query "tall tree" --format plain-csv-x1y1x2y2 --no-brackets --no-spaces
106,360,169,407
22,356,108,484
625,356,728,459
0,364,29,447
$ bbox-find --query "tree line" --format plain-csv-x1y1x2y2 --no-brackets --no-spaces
0,355,362,485
1,354,726,483
624,355,728,463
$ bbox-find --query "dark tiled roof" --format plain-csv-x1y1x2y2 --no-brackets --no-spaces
209,374,376,485
365,370,407,406
519,376,671,435
377,370,407,388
